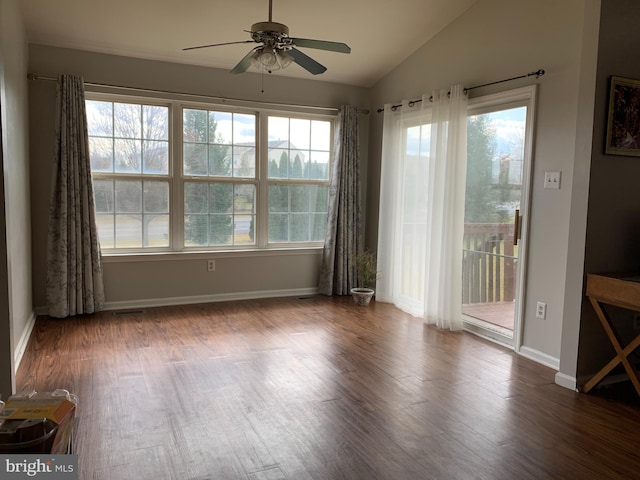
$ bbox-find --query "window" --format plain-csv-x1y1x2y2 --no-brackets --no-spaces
183,108,257,247
87,100,170,249
85,95,334,253
267,116,330,243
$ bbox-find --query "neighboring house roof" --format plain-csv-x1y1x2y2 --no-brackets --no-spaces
235,140,308,162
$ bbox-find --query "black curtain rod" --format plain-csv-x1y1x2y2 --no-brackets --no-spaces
376,69,545,113
27,73,370,115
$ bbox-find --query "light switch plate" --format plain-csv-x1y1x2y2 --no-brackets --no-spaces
544,171,561,190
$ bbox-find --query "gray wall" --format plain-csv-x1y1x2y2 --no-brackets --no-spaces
0,0,32,399
28,45,371,311
6,0,619,394
577,0,640,379
368,0,599,374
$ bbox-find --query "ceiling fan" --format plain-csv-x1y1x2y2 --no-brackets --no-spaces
183,0,351,75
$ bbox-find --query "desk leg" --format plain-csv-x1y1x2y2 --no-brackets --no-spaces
583,297,640,396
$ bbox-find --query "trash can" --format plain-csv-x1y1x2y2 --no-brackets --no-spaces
0,418,59,453
0,389,77,454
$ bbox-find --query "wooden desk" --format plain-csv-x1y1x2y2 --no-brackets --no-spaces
583,273,640,396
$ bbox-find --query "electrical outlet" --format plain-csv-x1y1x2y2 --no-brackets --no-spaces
207,259,216,272
536,301,547,319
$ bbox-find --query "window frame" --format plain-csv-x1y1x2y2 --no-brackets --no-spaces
86,94,173,252
85,91,335,256
263,112,334,247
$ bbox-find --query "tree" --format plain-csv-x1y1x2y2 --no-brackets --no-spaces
183,108,208,175
307,160,322,180
208,183,233,245
465,115,497,223
269,185,289,242
235,150,254,177
87,101,170,247
278,151,289,178
290,186,309,241
183,109,233,246
268,158,279,177
292,154,303,178
493,153,517,223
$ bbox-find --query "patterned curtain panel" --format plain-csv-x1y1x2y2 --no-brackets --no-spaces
46,75,105,318
318,105,362,295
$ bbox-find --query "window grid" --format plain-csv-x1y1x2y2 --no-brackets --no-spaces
87,98,171,252
184,181,256,248
86,94,334,253
94,178,170,249
266,115,331,244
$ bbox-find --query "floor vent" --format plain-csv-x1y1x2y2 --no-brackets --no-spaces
113,309,144,316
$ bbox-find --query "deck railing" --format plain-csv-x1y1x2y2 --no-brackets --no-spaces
462,223,516,304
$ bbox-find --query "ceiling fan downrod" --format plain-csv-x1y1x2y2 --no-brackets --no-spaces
251,0,289,41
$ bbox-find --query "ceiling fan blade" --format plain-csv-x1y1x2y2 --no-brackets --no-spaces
290,38,351,54
183,40,255,51
230,49,259,74
288,48,327,75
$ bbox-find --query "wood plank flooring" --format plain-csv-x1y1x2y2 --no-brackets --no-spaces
15,296,640,480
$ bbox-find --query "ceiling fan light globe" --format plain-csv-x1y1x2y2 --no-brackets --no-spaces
260,50,278,67
250,50,262,67
277,51,293,69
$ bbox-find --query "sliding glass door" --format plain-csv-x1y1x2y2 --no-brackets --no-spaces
461,87,536,347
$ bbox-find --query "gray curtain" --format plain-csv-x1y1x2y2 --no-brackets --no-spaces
319,105,361,295
46,75,105,318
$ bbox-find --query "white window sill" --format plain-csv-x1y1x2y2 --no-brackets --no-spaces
100,247,324,264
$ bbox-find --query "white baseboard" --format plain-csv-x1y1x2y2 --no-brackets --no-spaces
104,287,320,311
14,312,36,369
518,346,560,370
555,372,578,391
36,287,321,315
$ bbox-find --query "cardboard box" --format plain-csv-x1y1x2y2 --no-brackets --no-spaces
0,390,77,454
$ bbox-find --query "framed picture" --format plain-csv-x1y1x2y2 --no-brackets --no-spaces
606,75,640,156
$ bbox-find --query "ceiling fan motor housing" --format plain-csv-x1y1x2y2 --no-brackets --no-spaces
251,21,289,37
251,21,293,51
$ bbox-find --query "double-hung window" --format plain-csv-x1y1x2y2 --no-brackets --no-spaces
266,116,330,243
86,94,333,254
182,108,257,247
87,100,170,249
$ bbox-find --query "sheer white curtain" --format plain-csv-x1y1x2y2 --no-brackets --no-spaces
377,85,467,330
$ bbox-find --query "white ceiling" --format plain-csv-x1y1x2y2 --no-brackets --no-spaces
20,0,478,87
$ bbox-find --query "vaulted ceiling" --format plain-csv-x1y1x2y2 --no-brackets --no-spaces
20,0,478,87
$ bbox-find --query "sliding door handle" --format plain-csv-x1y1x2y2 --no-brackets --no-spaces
513,209,520,246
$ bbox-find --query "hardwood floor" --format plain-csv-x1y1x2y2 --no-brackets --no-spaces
15,296,640,479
